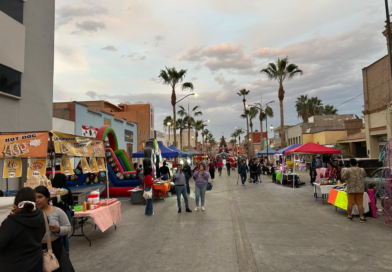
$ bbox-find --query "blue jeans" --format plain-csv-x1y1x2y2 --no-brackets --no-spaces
175,185,189,209
195,184,207,206
145,187,154,216
185,175,190,194
240,173,247,184
161,174,169,180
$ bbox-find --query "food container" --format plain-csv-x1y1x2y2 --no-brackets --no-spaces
88,194,100,204
74,206,81,212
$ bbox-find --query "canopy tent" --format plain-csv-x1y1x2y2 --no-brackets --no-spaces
185,147,204,156
275,144,302,155
285,142,341,155
168,145,193,158
132,150,144,158
157,141,179,158
257,147,277,155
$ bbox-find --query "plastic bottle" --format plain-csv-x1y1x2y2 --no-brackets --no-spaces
82,201,86,212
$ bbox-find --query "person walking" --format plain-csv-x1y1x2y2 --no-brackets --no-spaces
342,158,367,222
173,164,192,213
226,159,231,176
238,160,249,186
208,159,216,181
250,158,259,184
217,159,223,176
193,164,210,211
143,166,154,216
0,187,46,272
249,159,255,182
158,161,171,180
35,186,75,272
256,159,262,184
183,161,192,195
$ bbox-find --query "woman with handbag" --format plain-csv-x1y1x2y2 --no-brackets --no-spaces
193,164,210,211
0,187,46,272
144,166,154,216
35,186,74,272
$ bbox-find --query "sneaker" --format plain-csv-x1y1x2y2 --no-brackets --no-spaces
186,208,192,213
194,207,198,211
178,209,181,213
360,217,367,223
347,215,353,221
201,207,205,211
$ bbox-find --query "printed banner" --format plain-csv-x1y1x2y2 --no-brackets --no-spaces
80,158,91,174
89,158,98,173
25,175,52,189
51,131,105,157
60,158,74,175
27,159,47,178
0,132,48,158
97,158,106,171
3,158,22,178
334,191,348,210
327,189,339,204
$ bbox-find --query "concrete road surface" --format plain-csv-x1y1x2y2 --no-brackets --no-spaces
70,171,392,272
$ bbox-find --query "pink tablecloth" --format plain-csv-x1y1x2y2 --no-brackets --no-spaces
74,201,121,232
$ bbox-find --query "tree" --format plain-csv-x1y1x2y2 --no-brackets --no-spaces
218,136,229,153
202,128,209,152
254,100,275,151
322,105,338,115
176,118,187,150
159,67,194,147
296,95,325,122
229,139,236,151
177,105,202,148
234,128,245,147
248,107,258,156
163,116,173,145
207,133,216,152
237,89,251,146
261,57,303,148
193,120,206,150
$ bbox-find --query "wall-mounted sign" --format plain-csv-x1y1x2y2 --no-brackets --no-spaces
82,125,98,138
125,129,134,143
3,158,22,178
0,132,48,158
104,118,112,127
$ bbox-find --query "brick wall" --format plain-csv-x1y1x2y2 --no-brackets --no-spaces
344,119,363,136
53,108,71,120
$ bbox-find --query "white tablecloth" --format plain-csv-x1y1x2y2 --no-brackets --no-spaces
0,197,15,223
352,192,370,215
314,184,336,195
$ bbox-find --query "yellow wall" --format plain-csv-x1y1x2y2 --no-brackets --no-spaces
324,131,347,144
303,131,347,145
302,134,313,144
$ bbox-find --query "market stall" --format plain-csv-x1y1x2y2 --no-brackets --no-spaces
273,144,302,187
168,145,193,158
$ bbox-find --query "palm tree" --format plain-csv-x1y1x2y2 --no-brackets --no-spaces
295,95,309,122
229,139,236,151
248,107,258,156
177,105,202,148
163,116,173,145
254,100,275,151
158,67,194,147
237,89,250,145
323,105,338,115
240,109,254,156
308,97,323,117
193,120,205,150
261,57,303,148
235,128,245,147
207,133,216,152
176,118,187,150
202,128,209,152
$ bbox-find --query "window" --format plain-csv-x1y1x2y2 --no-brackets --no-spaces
0,0,24,24
0,64,21,97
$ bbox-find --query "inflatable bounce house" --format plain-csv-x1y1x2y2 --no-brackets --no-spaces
142,138,162,179
96,125,140,196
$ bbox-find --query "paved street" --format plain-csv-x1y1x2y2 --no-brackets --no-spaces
70,171,392,272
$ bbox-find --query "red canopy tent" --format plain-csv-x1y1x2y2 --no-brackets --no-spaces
285,142,341,155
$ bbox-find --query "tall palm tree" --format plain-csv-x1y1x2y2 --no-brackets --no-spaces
176,118,187,150
163,116,173,145
229,139,236,151
202,128,209,152
308,97,323,117
159,67,194,147
295,95,309,122
235,128,245,147
254,100,275,151
177,105,202,148
193,120,205,150
207,133,215,152
240,109,252,155
237,89,250,145
323,105,338,115
261,57,303,148
248,107,258,156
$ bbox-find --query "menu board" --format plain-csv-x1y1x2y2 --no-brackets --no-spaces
60,157,74,175
89,158,98,173
80,158,92,174
0,132,48,158
97,158,106,171
51,131,105,157
3,158,22,178
27,159,47,178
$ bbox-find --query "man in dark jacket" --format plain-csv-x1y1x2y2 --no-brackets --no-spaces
226,160,231,176
183,161,192,195
238,160,249,186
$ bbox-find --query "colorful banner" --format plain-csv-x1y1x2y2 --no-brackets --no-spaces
51,131,105,157
0,132,48,158
327,189,348,210
27,159,47,178
25,175,52,189
60,158,74,175
80,158,91,174
89,158,98,173
3,158,22,178
97,158,106,171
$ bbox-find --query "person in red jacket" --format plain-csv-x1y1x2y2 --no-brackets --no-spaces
217,159,224,176
144,166,154,216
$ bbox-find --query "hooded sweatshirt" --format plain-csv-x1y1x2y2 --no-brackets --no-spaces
0,209,46,272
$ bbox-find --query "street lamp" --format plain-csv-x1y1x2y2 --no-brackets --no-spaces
176,93,200,104
270,125,273,131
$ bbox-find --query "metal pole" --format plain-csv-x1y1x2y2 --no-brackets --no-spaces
266,113,269,164
385,0,392,84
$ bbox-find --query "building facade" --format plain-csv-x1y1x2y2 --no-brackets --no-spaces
0,0,54,132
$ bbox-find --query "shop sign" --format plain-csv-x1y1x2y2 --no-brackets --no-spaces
97,158,106,171
51,131,105,157
89,158,98,172
82,125,98,138
378,135,388,143
125,129,134,142
3,158,22,178
0,132,48,158
27,159,47,178
60,157,74,175
104,118,112,127
80,158,91,174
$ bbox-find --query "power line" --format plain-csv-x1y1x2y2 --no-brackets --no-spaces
335,93,363,107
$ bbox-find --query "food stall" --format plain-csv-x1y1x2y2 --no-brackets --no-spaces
273,144,302,186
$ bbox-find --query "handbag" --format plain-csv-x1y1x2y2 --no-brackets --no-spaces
206,181,213,191
42,213,60,272
143,188,153,199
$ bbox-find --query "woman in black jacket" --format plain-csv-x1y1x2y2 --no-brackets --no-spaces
0,187,46,272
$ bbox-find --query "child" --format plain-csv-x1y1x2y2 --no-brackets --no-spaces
367,183,377,218
309,168,317,185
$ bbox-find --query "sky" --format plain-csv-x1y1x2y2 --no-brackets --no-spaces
53,0,387,141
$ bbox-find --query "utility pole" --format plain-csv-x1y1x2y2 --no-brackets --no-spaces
385,0,392,84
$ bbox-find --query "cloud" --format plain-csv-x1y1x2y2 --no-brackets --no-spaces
180,43,255,72
101,45,117,51
153,35,165,47
72,21,106,34
85,91,98,99
56,4,108,28
127,53,147,61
